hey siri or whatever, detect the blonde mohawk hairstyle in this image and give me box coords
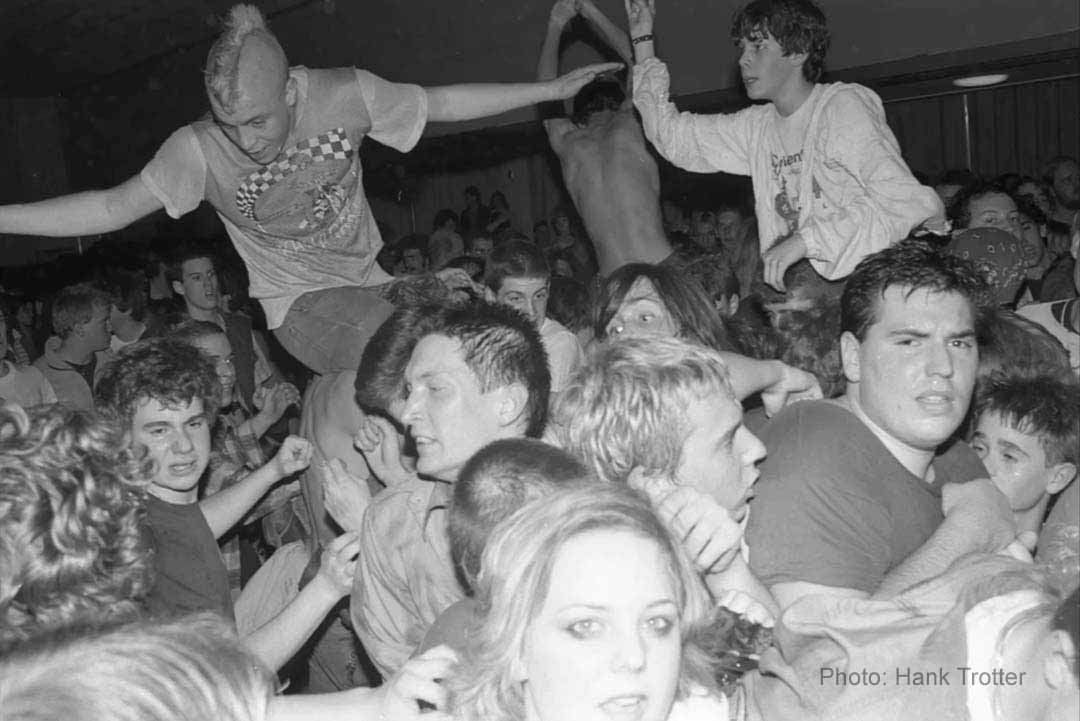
[204,4,282,112]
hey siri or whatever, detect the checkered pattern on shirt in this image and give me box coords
[234,128,354,219]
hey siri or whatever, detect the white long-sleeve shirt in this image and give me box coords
[633,58,945,281]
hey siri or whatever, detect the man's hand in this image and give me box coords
[759,362,822,417]
[550,0,577,27]
[270,435,313,479]
[321,458,373,533]
[941,479,1018,553]
[377,645,458,721]
[354,414,415,487]
[624,0,655,37]
[763,234,808,292]
[548,62,625,100]
[633,469,744,574]
[715,589,776,628]
[315,531,362,599]
[255,381,301,424]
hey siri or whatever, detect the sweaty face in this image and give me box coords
[497,277,549,327]
[132,396,212,503]
[971,412,1062,513]
[674,390,766,520]
[968,192,1021,239]
[845,287,977,453]
[177,258,219,313]
[606,277,679,341]
[401,334,510,481]
[192,332,236,407]
[738,32,801,104]
[211,38,294,166]
[519,529,682,721]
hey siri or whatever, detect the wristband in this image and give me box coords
[632,33,655,45]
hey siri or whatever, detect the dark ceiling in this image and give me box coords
[0,0,318,96]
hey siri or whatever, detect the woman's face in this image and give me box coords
[1017,181,1052,217]
[606,277,679,341]
[518,529,682,721]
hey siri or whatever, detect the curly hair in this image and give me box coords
[450,484,716,721]
[94,338,221,429]
[731,0,831,83]
[0,404,152,647]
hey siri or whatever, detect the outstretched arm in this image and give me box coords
[624,0,656,62]
[0,174,163,237]
[424,62,621,123]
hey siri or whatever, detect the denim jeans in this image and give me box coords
[273,286,396,375]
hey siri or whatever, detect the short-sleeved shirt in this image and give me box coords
[747,399,987,594]
[141,66,428,329]
[145,495,234,623]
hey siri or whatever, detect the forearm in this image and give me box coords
[580,2,633,64]
[0,175,159,237]
[199,462,280,538]
[238,408,278,442]
[425,83,555,123]
[719,354,783,401]
[705,555,779,619]
[538,21,565,81]
[874,516,982,598]
[244,575,343,672]
[268,687,382,721]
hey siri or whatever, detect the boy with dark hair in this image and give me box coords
[94,338,359,673]
[32,283,113,411]
[970,375,1079,542]
[627,0,944,291]
[484,239,584,393]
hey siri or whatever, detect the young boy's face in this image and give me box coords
[971,411,1064,512]
[738,31,803,102]
[497,276,549,328]
[131,396,212,503]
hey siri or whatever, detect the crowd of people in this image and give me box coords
[1,1,1079,721]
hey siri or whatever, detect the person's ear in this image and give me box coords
[727,293,741,316]
[1046,463,1077,495]
[171,280,186,298]
[786,50,809,71]
[1043,629,1078,690]
[496,383,529,429]
[840,331,861,383]
[285,75,298,107]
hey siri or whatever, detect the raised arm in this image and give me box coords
[624,0,656,62]
[581,0,633,65]
[0,174,162,237]
[424,61,621,123]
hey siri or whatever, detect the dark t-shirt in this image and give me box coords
[145,495,234,623]
[747,400,986,593]
[69,356,96,391]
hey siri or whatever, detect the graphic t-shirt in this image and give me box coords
[768,89,816,243]
[141,67,428,328]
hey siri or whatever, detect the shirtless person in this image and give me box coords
[538,0,673,275]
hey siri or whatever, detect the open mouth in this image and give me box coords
[599,695,647,719]
[169,460,198,475]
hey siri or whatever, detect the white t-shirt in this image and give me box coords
[141,67,428,328]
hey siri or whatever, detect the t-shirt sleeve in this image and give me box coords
[354,69,429,153]
[747,411,892,593]
[139,126,208,219]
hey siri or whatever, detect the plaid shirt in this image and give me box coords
[205,408,301,595]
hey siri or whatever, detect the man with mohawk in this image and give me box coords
[0,4,618,377]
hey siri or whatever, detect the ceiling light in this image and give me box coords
[953,73,1009,88]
